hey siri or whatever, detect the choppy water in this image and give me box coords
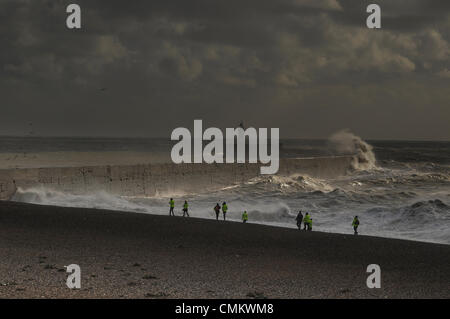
[6,135,450,244]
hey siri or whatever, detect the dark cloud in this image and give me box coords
[0,0,448,139]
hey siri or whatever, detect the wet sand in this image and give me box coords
[0,201,449,298]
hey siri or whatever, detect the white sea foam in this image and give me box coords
[7,136,450,245]
[329,129,378,170]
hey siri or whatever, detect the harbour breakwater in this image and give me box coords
[0,156,354,200]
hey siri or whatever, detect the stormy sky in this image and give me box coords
[1,0,449,140]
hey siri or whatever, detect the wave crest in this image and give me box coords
[329,129,377,170]
[12,187,149,213]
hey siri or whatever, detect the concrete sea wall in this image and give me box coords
[0,156,354,200]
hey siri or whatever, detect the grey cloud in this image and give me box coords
[0,0,448,139]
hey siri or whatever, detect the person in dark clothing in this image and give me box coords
[295,211,303,230]
[352,216,360,235]
[214,203,221,220]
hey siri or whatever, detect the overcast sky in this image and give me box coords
[1,0,449,139]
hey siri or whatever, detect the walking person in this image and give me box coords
[222,202,228,221]
[295,211,303,230]
[303,213,311,231]
[352,216,360,235]
[183,200,189,217]
[169,198,175,216]
[242,211,248,223]
[214,203,221,220]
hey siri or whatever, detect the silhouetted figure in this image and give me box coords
[352,216,360,235]
[295,211,303,230]
[169,198,175,216]
[214,203,221,220]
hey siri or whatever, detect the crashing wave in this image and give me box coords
[329,129,377,170]
[12,186,149,213]
[246,174,335,193]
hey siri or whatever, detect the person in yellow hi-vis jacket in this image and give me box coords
[169,198,175,216]
[222,202,228,221]
[183,200,189,217]
[242,211,248,223]
[303,213,312,231]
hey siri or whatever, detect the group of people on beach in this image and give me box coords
[169,198,191,217]
[213,202,229,220]
[295,211,360,234]
[295,211,313,231]
[169,199,246,223]
[169,199,359,234]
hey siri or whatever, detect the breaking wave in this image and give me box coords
[244,174,335,194]
[329,129,378,170]
[8,136,450,245]
[12,187,150,214]
[11,175,450,245]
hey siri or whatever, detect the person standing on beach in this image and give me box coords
[242,211,248,223]
[303,213,311,231]
[222,202,228,220]
[214,203,221,220]
[352,216,360,235]
[183,200,189,217]
[169,198,175,216]
[295,211,303,230]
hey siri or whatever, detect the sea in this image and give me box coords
[3,132,449,245]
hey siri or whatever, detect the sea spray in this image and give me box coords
[329,129,377,170]
[10,178,450,244]
[6,138,450,245]
[12,187,150,213]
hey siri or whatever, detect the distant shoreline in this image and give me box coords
[0,135,449,142]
